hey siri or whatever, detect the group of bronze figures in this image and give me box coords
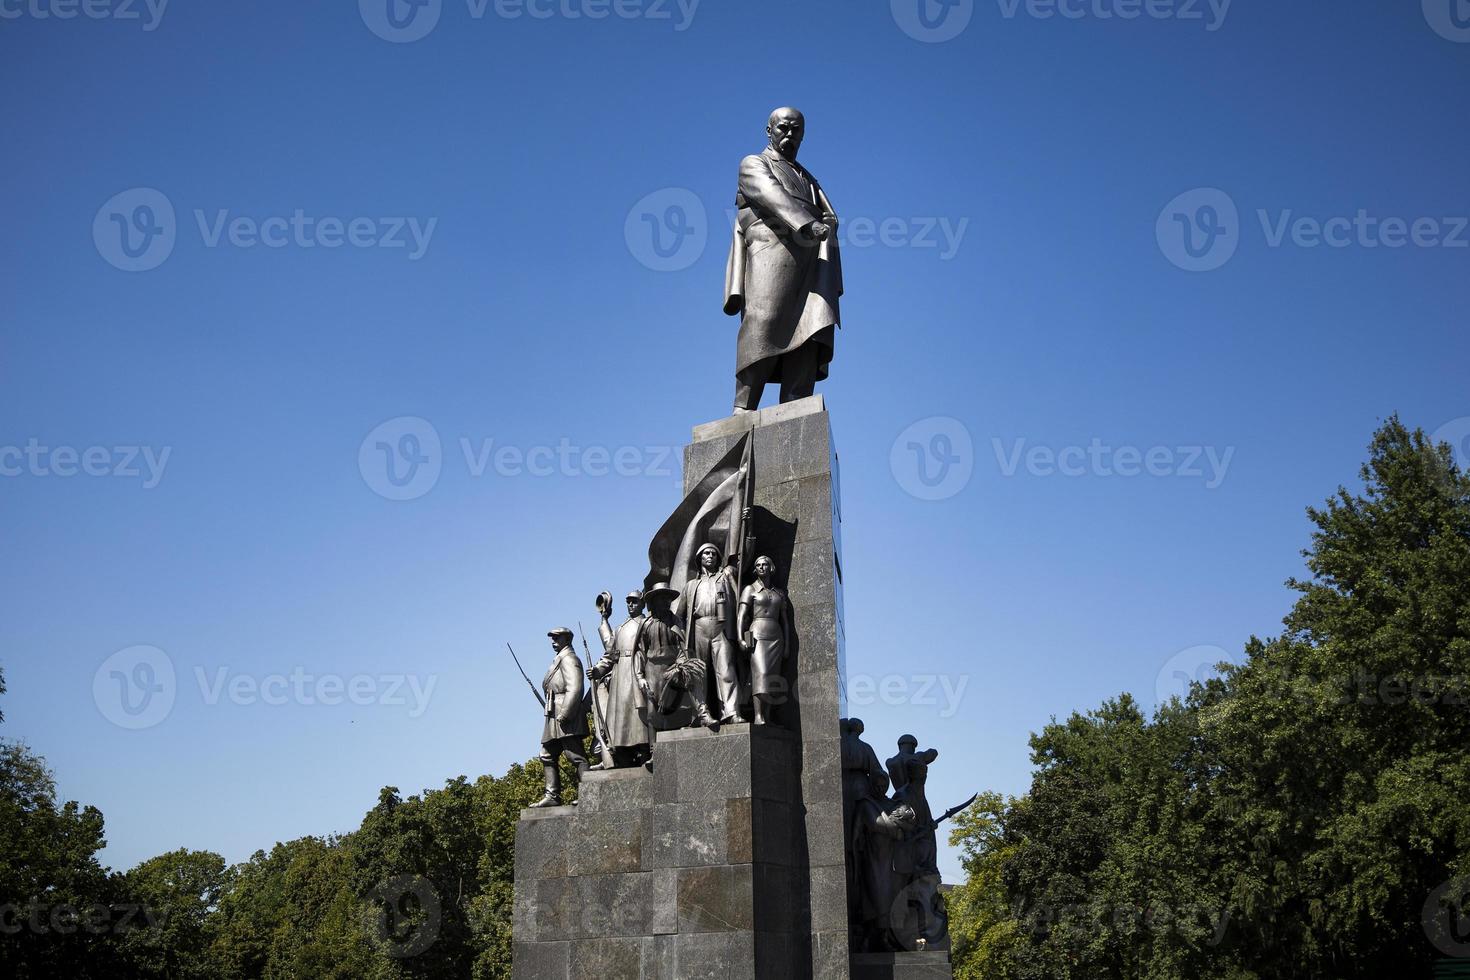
[842,720,970,953]
[527,542,794,809]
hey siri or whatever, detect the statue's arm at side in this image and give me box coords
[556,657,584,726]
[739,154,817,235]
[816,184,838,226]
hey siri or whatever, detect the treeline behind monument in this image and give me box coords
[946,418,1470,979]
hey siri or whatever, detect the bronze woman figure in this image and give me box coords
[737,555,793,725]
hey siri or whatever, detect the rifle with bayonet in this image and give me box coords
[506,642,545,709]
[579,620,615,769]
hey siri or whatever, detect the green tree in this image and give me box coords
[951,418,1470,980]
[117,849,231,979]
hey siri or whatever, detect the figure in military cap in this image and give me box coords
[529,627,590,808]
[677,542,744,724]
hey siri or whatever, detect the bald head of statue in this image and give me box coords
[766,107,805,161]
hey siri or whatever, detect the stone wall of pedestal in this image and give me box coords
[683,395,851,978]
[512,395,853,980]
[512,724,805,979]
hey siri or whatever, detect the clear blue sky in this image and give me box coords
[3,1,1468,883]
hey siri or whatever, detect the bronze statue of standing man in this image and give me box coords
[530,627,590,808]
[723,107,843,413]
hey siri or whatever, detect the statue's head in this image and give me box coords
[766,107,805,160]
[753,555,776,580]
[847,717,865,735]
[897,734,918,753]
[547,627,573,652]
[643,582,679,616]
[697,542,722,571]
[625,590,646,617]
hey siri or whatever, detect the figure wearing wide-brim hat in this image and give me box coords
[640,582,718,730]
[529,627,589,808]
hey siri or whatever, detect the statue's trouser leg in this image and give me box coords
[708,631,740,717]
[733,356,775,411]
[778,342,819,403]
[560,737,589,794]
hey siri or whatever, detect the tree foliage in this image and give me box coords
[951,418,1470,979]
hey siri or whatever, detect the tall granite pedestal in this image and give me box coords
[513,396,900,979]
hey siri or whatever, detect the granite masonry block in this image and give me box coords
[516,875,577,943]
[753,412,833,485]
[677,865,755,934]
[789,540,837,605]
[683,436,738,494]
[803,796,849,869]
[750,797,798,867]
[652,867,679,935]
[796,472,836,544]
[800,737,845,805]
[643,800,729,869]
[813,929,852,980]
[808,863,850,933]
[751,861,797,933]
[726,797,753,864]
[574,872,653,939]
[515,811,571,880]
[511,940,569,980]
[568,937,646,980]
[674,930,756,980]
[567,808,645,877]
[578,766,652,813]
[676,735,754,803]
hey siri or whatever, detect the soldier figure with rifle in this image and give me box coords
[589,589,654,768]
[512,628,589,809]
